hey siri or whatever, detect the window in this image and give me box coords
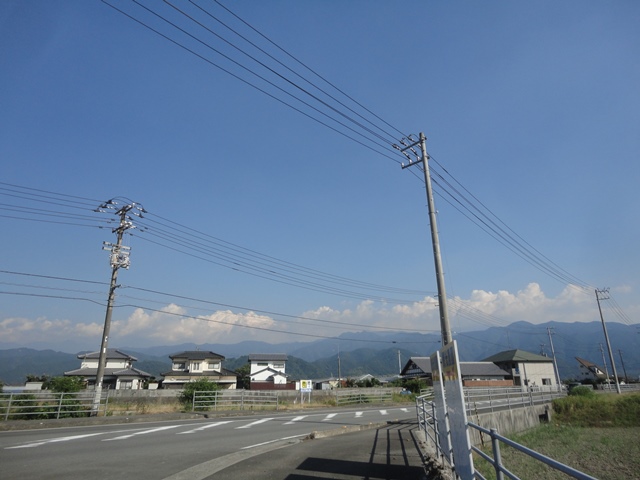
[207,362,220,370]
[192,362,201,371]
[542,378,552,386]
[120,380,133,390]
[273,363,285,369]
[173,362,186,371]
[257,362,268,366]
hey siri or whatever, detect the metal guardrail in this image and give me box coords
[415,389,595,480]
[464,386,565,415]
[335,388,393,405]
[468,422,597,480]
[1,391,109,420]
[192,390,279,411]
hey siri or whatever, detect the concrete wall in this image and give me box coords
[467,403,552,446]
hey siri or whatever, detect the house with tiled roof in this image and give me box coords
[575,357,607,382]
[482,349,557,388]
[161,351,237,389]
[64,349,151,390]
[400,357,512,387]
[248,353,294,390]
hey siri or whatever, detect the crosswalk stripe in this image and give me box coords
[236,418,274,429]
[103,425,179,441]
[178,421,233,434]
[6,432,105,450]
[322,413,337,421]
[284,415,307,425]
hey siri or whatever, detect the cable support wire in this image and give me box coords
[99,2,599,296]
[136,212,429,296]
[134,231,425,305]
[0,269,439,336]
[102,0,407,165]
[429,159,591,289]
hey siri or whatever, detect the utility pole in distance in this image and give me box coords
[547,327,562,389]
[92,200,145,414]
[395,133,452,346]
[595,288,621,394]
[618,349,629,384]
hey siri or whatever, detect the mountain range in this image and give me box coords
[1,321,638,385]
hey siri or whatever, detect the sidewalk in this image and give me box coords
[206,420,442,480]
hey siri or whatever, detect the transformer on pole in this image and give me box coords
[92,200,145,414]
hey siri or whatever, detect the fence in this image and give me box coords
[1,391,109,420]
[335,388,393,405]
[192,390,279,411]
[415,389,595,479]
[463,386,565,415]
[468,422,597,480]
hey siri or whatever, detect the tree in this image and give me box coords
[43,376,85,393]
[179,379,222,410]
[234,364,251,390]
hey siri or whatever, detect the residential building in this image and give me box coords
[64,349,151,390]
[161,351,237,389]
[575,356,607,382]
[248,353,293,390]
[483,349,558,388]
[400,357,512,387]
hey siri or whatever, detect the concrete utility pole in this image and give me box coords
[618,349,629,384]
[595,288,621,394]
[395,133,452,346]
[92,201,144,414]
[547,327,562,389]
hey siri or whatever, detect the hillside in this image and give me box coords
[1,321,638,385]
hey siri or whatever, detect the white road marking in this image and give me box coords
[235,418,274,429]
[283,415,307,425]
[6,432,105,449]
[355,411,363,417]
[103,425,179,441]
[380,410,388,415]
[322,413,337,421]
[178,421,233,434]
[401,408,409,412]
[241,434,305,449]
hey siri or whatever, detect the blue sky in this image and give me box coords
[1,1,638,354]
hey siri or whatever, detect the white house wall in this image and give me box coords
[519,362,557,387]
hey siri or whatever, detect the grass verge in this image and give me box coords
[473,393,640,480]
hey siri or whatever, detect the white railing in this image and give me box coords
[464,386,565,415]
[415,393,596,480]
[192,390,279,411]
[1,391,110,420]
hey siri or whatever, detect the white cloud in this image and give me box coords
[1,283,636,351]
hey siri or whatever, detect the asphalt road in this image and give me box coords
[0,406,420,479]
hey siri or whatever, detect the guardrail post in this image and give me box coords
[192,391,196,412]
[490,428,505,480]
[57,393,64,419]
[5,393,13,420]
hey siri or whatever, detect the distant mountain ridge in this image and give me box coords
[1,321,637,385]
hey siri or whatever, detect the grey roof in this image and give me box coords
[482,349,552,363]
[77,349,138,361]
[250,366,289,378]
[248,353,288,362]
[64,367,151,378]
[401,358,508,378]
[169,351,225,361]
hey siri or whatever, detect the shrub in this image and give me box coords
[43,376,85,393]
[568,386,595,397]
[179,379,222,410]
